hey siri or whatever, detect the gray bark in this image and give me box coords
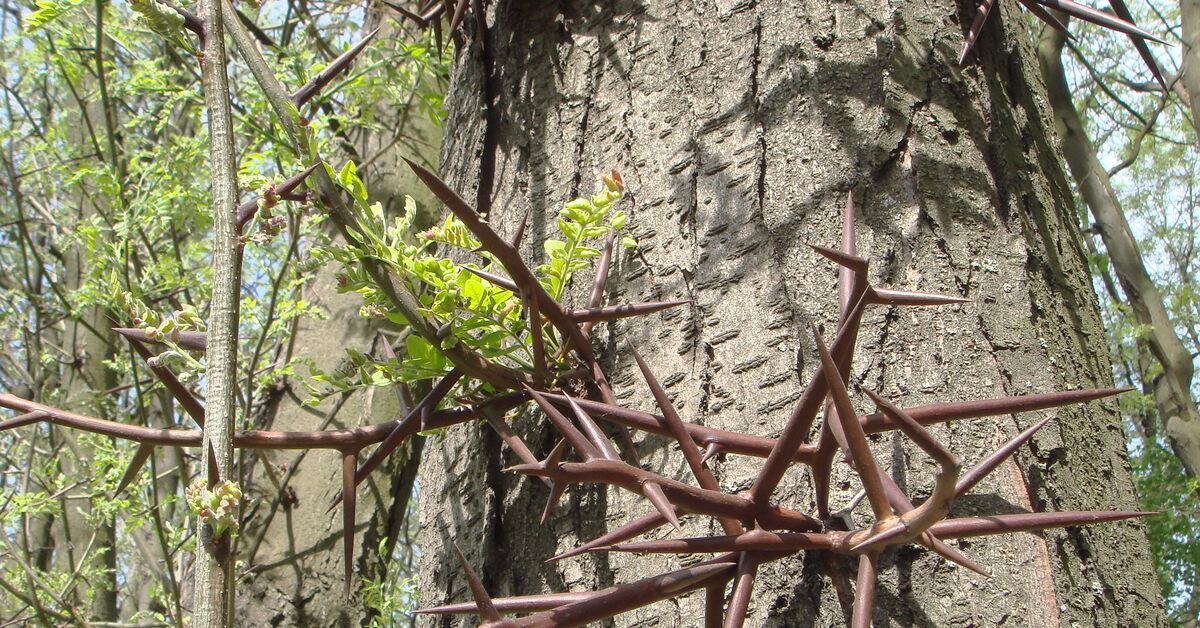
[420,1,1166,626]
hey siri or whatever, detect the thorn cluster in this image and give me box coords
[0,164,1154,625]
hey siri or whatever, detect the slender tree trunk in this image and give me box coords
[1182,0,1200,140]
[196,0,243,622]
[420,1,1166,626]
[1038,23,1200,481]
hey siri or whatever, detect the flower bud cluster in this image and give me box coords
[186,479,243,538]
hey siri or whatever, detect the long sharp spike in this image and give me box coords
[930,510,1155,540]
[722,552,759,628]
[571,300,691,323]
[114,443,155,497]
[955,416,1054,499]
[450,543,502,623]
[814,328,891,520]
[851,552,878,628]
[643,481,682,531]
[524,385,603,461]
[923,534,990,577]
[1031,0,1164,42]
[290,29,380,106]
[547,508,672,562]
[564,394,621,461]
[866,287,971,307]
[959,0,998,64]
[342,450,357,596]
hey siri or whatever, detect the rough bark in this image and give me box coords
[1038,24,1200,481]
[420,1,1165,626]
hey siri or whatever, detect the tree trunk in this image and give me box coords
[419,1,1165,626]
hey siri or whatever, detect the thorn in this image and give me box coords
[722,552,758,628]
[930,510,1155,540]
[114,443,155,497]
[851,552,878,628]
[0,410,49,431]
[509,208,531,248]
[863,389,958,468]
[113,327,207,351]
[290,29,381,106]
[700,442,721,464]
[539,480,567,525]
[643,481,682,531]
[546,509,672,562]
[958,0,997,65]
[813,328,891,520]
[809,244,868,273]
[923,534,990,577]
[955,416,1054,499]
[866,286,971,307]
[342,451,357,596]
[849,522,910,552]
[570,300,691,323]
[415,592,590,615]
[1030,0,1164,42]
[563,394,621,461]
[465,266,519,292]
[450,543,502,623]
[523,385,603,461]
[448,0,470,33]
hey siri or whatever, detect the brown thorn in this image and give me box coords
[863,389,959,468]
[342,450,357,596]
[509,208,530,248]
[114,443,155,497]
[705,583,727,628]
[290,29,381,106]
[483,408,552,488]
[851,552,878,628]
[1105,0,1167,88]
[955,416,1054,499]
[465,266,518,292]
[838,190,857,319]
[749,292,868,508]
[809,244,868,273]
[571,300,691,324]
[814,327,891,520]
[448,0,470,33]
[625,344,740,535]
[865,286,971,307]
[722,552,759,628]
[523,385,603,461]
[1031,0,1164,41]
[607,529,832,554]
[351,369,463,488]
[450,543,502,623]
[416,591,591,615]
[547,508,672,562]
[643,481,682,531]
[563,394,621,461]
[1016,0,1073,35]
[113,327,207,351]
[524,284,548,384]
[924,535,990,577]
[929,510,1155,540]
[235,164,319,228]
[126,336,205,427]
[958,0,997,64]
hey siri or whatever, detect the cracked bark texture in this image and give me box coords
[420,1,1166,626]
